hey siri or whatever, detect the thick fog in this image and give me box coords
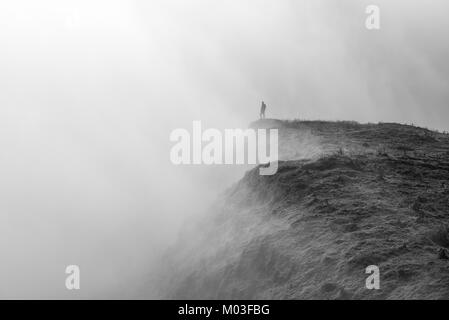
[0,0,448,298]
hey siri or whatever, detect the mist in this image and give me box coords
[0,0,448,298]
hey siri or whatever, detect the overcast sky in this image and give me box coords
[0,0,448,298]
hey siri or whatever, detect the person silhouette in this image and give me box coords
[260,101,267,119]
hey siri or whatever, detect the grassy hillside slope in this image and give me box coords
[152,120,449,299]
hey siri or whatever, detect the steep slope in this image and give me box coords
[151,120,449,300]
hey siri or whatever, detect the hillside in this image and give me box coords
[150,119,449,299]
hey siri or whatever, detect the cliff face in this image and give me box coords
[153,120,449,299]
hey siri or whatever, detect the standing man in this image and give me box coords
[260,101,267,119]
